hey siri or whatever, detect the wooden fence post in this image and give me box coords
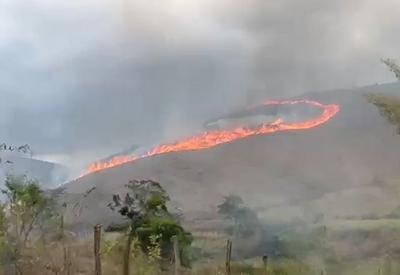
[94,224,102,275]
[262,255,268,275]
[225,239,232,275]
[172,236,181,275]
[123,232,134,275]
[61,215,71,275]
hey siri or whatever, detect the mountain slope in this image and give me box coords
[0,153,67,189]
[62,82,400,228]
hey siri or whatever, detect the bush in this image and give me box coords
[109,179,193,266]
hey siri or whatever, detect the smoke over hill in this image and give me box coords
[1,0,400,169]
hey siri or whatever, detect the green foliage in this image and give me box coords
[138,216,192,245]
[147,234,162,263]
[1,174,55,245]
[268,259,317,275]
[146,194,168,211]
[0,205,8,261]
[101,234,162,275]
[0,174,57,272]
[109,179,193,266]
[134,215,193,264]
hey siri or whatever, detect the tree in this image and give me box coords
[218,195,244,219]
[218,195,261,237]
[108,179,192,273]
[0,204,7,257]
[381,58,400,80]
[0,143,31,155]
[1,175,55,246]
[0,143,32,166]
[0,174,55,274]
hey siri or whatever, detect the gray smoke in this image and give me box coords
[1,0,399,167]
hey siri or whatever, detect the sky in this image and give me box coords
[1,0,400,167]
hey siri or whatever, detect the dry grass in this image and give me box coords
[0,232,315,275]
[2,222,400,275]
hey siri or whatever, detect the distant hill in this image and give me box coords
[62,82,400,229]
[0,152,68,189]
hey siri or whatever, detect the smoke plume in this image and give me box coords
[1,0,399,166]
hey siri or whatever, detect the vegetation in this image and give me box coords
[1,176,400,274]
[0,143,31,155]
[218,195,261,237]
[368,59,400,130]
[0,174,57,273]
[367,93,400,132]
[381,58,400,80]
[108,179,193,272]
[2,175,55,244]
[0,143,32,165]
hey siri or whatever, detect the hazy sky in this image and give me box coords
[1,0,399,166]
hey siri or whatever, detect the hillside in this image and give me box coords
[0,153,68,189]
[62,82,400,229]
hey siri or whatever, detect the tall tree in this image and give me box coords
[1,175,55,246]
[0,174,55,273]
[218,195,261,237]
[381,58,400,81]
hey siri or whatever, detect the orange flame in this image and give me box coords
[82,99,340,177]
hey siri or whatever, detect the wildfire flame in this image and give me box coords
[82,99,340,177]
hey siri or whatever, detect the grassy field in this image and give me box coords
[3,215,400,274]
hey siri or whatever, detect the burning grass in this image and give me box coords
[82,100,340,176]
